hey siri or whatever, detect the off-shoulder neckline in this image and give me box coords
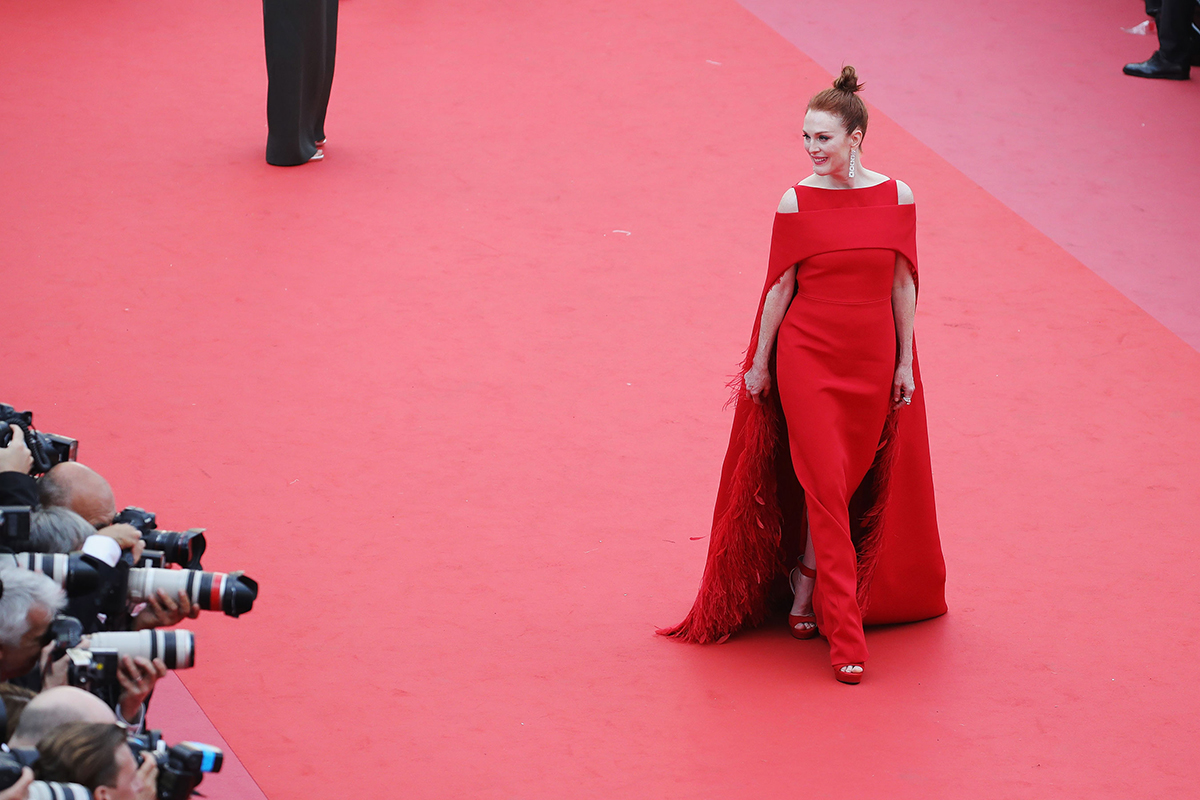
[795,177,895,191]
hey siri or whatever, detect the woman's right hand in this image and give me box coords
[744,363,771,405]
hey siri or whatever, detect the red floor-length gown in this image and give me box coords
[661,179,946,665]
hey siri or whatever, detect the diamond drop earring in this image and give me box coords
[848,149,856,178]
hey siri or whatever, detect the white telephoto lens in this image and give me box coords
[12,552,70,586]
[28,783,93,800]
[88,630,195,669]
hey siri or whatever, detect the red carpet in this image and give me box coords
[4,1,1200,797]
[150,674,265,800]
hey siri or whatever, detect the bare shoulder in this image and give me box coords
[777,188,799,214]
[895,179,915,205]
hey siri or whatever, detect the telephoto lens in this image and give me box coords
[126,568,257,617]
[87,630,195,669]
[0,752,92,800]
[10,553,101,596]
[113,508,207,570]
[28,782,92,800]
[140,529,206,570]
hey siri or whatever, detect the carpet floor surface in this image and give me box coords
[4,1,1198,797]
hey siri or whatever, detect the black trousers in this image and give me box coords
[263,0,338,166]
[1147,0,1198,65]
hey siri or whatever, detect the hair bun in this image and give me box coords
[833,66,864,94]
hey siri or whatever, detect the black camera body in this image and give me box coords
[0,505,33,551]
[67,648,122,710]
[61,551,134,635]
[46,616,123,709]
[47,614,84,661]
[127,731,223,800]
[113,507,206,570]
[0,751,28,788]
[0,404,78,476]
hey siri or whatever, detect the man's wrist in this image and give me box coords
[117,699,146,729]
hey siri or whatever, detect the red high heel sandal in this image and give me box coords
[788,563,818,640]
[833,664,864,685]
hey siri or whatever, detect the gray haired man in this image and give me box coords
[0,567,65,681]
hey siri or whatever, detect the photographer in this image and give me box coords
[37,647,168,733]
[0,570,64,683]
[38,465,199,631]
[8,687,117,747]
[38,464,120,534]
[0,404,244,800]
[0,688,103,800]
[0,569,165,730]
[0,427,36,508]
[38,462,143,568]
[33,722,156,800]
[27,508,92,555]
[0,683,35,741]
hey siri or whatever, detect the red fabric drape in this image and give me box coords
[660,202,946,644]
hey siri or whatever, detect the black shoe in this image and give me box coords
[1124,51,1190,80]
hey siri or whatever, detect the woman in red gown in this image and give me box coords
[660,67,946,684]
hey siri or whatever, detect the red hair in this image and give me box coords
[807,66,868,143]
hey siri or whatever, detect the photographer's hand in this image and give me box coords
[38,638,76,690]
[134,589,199,630]
[0,425,32,474]
[117,655,168,722]
[133,751,158,800]
[0,767,33,800]
[97,523,141,550]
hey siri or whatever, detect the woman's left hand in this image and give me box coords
[892,363,915,408]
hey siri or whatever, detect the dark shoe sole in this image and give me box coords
[1123,66,1190,79]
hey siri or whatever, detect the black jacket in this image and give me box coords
[0,472,37,508]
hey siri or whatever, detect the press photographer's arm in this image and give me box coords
[0,427,33,478]
[0,426,36,510]
[133,590,200,631]
[115,656,168,726]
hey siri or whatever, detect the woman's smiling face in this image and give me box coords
[802,109,860,177]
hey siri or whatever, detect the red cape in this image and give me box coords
[661,202,947,643]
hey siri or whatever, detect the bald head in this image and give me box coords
[9,687,116,748]
[38,462,116,529]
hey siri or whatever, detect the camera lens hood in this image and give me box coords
[223,572,257,617]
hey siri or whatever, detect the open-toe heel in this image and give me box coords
[788,563,818,640]
[833,664,864,684]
